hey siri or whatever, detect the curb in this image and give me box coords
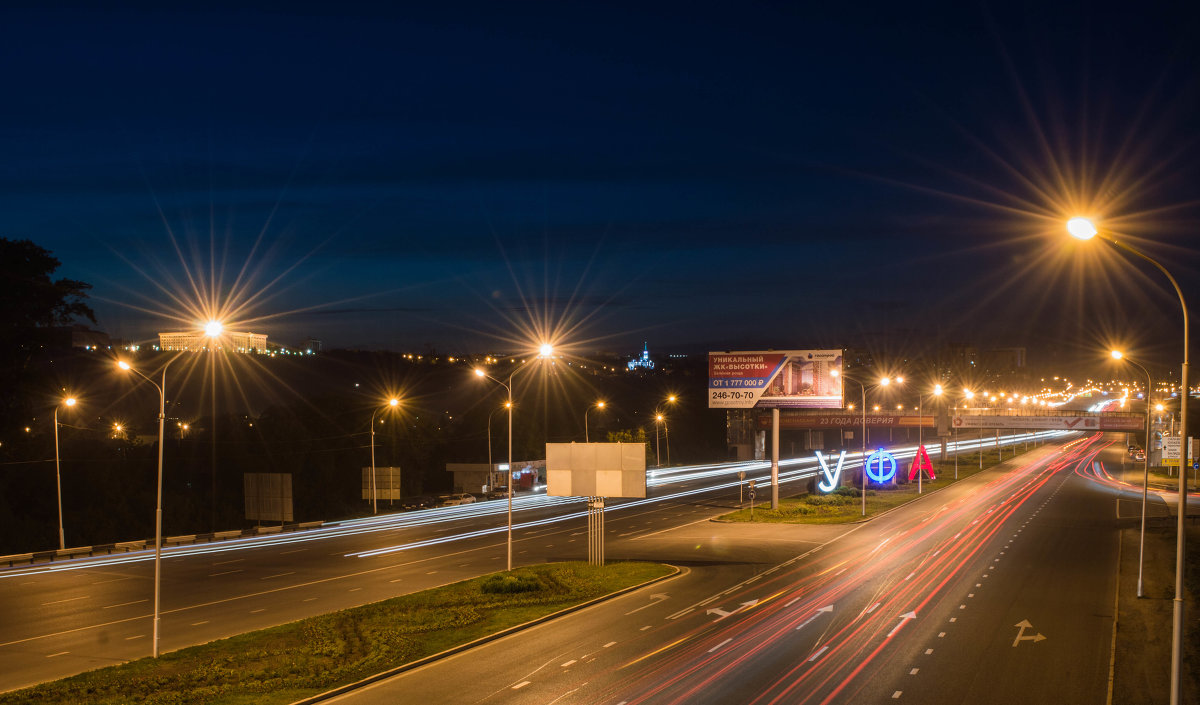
[290,563,684,705]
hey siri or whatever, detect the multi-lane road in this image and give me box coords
[328,432,1151,705]
[1,429,1135,703]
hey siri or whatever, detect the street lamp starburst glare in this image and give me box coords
[1066,217,1098,240]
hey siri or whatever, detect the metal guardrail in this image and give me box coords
[0,520,324,568]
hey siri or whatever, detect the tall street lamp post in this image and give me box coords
[834,371,899,516]
[368,398,400,514]
[1112,350,1154,598]
[53,396,76,550]
[1068,216,1190,703]
[117,357,174,658]
[653,414,663,467]
[475,343,553,571]
[487,402,510,486]
[584,401,605,443]
[917,385,943,493]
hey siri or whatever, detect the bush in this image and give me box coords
[480,574,543,594]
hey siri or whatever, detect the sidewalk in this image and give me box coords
[1112,514,1199,703]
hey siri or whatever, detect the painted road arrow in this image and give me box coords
[887,611,917,638]
[707,600,759,621]
[624,593,670,616]
[794,604,834,631]
[1012,619,1047,646]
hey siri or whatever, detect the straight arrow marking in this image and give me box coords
[887,611,917,638]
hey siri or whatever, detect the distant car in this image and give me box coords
[1128,445,1139,456]
[486,486,509,500]
[1134,450,1146,462]
[439,493,476,506]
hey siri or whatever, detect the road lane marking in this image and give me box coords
[512,681,531,690]
[349,587,362,592]
[104,599,148,609]
[561,659,577,667]
[925,649,933,655]
[938,632,946,637]
[892,691,902,699]
[213,559,244,566]
[209,570,243,577]
[41,596,88,606]
[303,597,317,602]
[708,638,732,653]
[807,645,829,662]
[191,621,209,626]
[604,641,617,648]
[262,572,295,580]
[666,608,693,620]
[910,668,919,675]
[46,651,69,658]
[866,602,880,614]
[280,549,306,555]
[251,608,266,613]
[125,635,144,641]
[640,625,651,630]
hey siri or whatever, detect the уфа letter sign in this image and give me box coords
[865,449,898,483]
[708,350,843,409]
[816,450,847,492]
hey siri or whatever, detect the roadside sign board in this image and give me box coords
[708,350,843,409]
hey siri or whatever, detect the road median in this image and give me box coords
[0,561,675,705]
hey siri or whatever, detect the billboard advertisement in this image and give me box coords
[708,350,843,409]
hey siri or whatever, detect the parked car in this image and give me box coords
[486,486,509,500]
[439,493,476,506]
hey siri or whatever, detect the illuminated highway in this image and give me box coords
[0,430,1068,693]
[328,433,1153,705]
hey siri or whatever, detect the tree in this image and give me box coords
[0,238,95,340]
[0,238,96,431]
[606,428,655,465]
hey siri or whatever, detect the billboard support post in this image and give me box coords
[586,496,605,566]
[771,408,780,509]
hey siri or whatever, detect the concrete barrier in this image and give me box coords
[214,530,242,540]
[164,534,197,546]
[115,540,146,552]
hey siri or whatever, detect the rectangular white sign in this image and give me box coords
[546,442,647,498]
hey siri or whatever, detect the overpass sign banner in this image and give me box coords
[952,415,1142,431]
[708,349,843,409]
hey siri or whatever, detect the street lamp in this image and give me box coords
[487,402,510,484]
[474,343,554,571]
[654,414,665,467]
[959,389,976,477]
[917,384,943,493]
[1068,217,1190,703]
[368,398,400,515]
[117,357,174,658]
[660,395,677,465]
[1112,349,1154,598]
[53,396,76,550]
[584,401,605,443]
[834,370,900,516]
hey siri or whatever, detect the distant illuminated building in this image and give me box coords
[158,330,267,353]
[627,342,655,371]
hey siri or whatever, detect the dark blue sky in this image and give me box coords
[3,2,1198,366]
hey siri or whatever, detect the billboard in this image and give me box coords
[708,350,843,409]
[362,466,402,500]
[546,442,647,498]
[952,415,1143,431]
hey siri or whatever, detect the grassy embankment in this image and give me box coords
[721,444,1042,524]
[2,561,672,705]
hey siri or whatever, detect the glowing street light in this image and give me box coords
[474,342,554,571]
[204,320,223,338]
[1067,217,1190,703]
[584,401,605,443]
[368,397,401,515]
[917,384,944,494]
[52,396,76,550]
[117,357,174,658]
[1111,349,1154,598]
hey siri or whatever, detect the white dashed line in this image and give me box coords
[512,681,531,690]
[561,659,577,667]
[103,599,148,609]
[708,638,733,653]
[910,668,919,675]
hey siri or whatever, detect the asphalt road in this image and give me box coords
[0,429,1066,695]
[328,433,1131,705]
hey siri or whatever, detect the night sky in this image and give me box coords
[4,2,1198,367]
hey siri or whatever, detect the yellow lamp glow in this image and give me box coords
[1067,217,1098,240]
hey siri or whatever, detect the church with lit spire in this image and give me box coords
[627,342,655,371]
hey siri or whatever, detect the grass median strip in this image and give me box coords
[721,446,1037,524]
[2,561,672,705]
